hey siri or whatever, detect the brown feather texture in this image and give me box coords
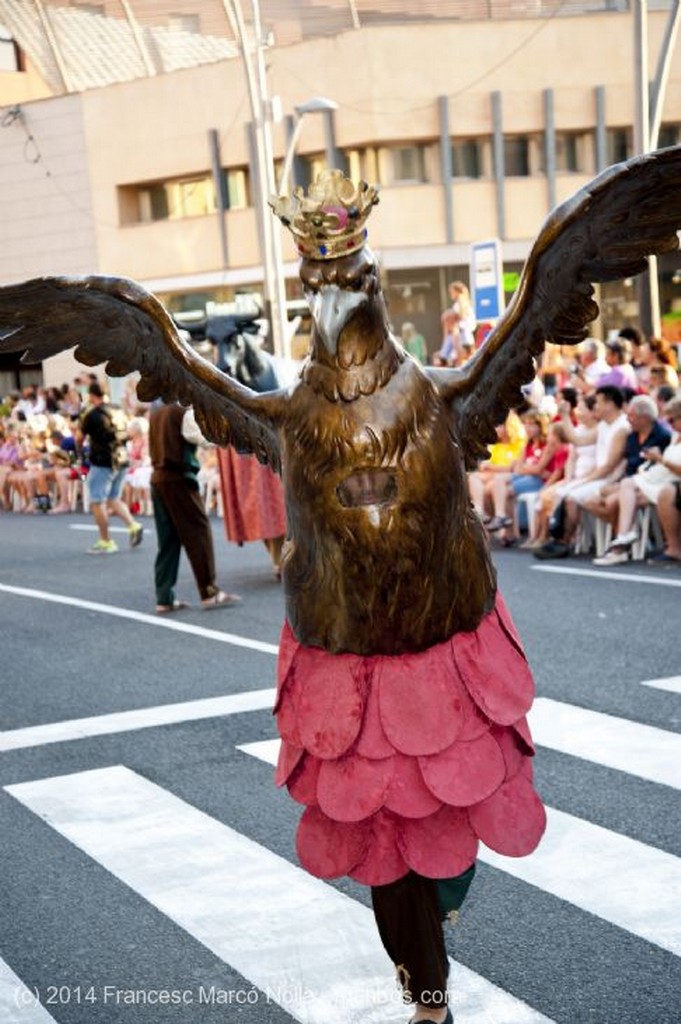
[1,147,681,653]
[428,145,681,466]
[0,275,286,470]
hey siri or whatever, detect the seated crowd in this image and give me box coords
[0,375,220,520]
[2,327,681,568]
[467,330,681,566]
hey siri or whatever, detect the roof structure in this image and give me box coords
[0,0,674,96]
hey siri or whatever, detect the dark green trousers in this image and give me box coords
[152,479,216,605]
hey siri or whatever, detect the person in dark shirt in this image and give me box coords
[623,393,672,476]
[149,401,241,613]
[79,382,143,554]
[577,393,672,544]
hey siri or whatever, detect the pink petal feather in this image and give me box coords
[468,772,546,856]
[377,647,466,756]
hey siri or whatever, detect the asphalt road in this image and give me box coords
[0,510,679,1024]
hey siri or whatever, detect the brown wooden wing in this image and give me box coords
[427,145,681,467]
[0,275,287,471]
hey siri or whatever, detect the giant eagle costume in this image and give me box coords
[1,147,680,1020]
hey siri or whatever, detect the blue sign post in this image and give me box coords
[470,239,504,323]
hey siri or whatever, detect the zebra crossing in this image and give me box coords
[2,675,680,1024]
[1,535,680,1024]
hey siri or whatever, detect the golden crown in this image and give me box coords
[269,170,380,261]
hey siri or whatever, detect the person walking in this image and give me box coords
[149,401,241,613]
[79,382,143,554]
[208,316,287,581]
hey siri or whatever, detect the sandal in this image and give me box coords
[156,600,190,615]
[201,590,242,610]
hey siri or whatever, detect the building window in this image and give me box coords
[0,23,19,71]
[504,136,530,177]
[166,177,215,219]
[223,168,250,209]
[296,154,326,192]
[125,169,250,224]
[537,131,590,174]
[658,124,680,149]
[345,147,379,184]
[168,13,200,33]
[451,138,483,179]
[606,128,632,165]
[555,132,579,172]
[391,145,427,184]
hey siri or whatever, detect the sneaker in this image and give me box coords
[87,539,118,555]
[533,540,571,560]
[593,548,629,566]
[609,530,638,548]
[128,522,144,548]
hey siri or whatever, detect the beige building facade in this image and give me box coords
[1,7,680,385]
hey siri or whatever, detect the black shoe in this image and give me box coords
[533,540,571,560]
[409,1010,453,1024]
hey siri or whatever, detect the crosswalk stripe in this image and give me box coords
[4,767,554,1024]
[3,682,677,796]
[238,739,681,957]
[531,564,681,587]
[0,958,57,1023]
[640,675,681,695]
[0,583,279,655]
[528,697,681,790]
[0,690,275,753]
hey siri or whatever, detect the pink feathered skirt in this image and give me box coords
[274,593,546,887]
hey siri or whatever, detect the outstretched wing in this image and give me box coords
[0,275,288,471]
[427,145,681,467]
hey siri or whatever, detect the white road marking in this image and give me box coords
[640,675,681,695]
[0,583,279,654]
[239,739,681,957]
[528,698,681,790]
[531,564,681,587]
[5,767,553,1024]
[0,690,275,753]
[0,958,58,1023]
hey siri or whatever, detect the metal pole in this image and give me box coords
[649,0,681,149]
[633,0,661,337]
[278,114,305,195]
[633,0,650,155]
[252,0,289,359]
[223,0,287,358]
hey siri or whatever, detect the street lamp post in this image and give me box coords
[277,96,339,195]
[221,1,339,360]
[222,0,289,359]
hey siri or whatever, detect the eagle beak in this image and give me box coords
[306,284,367,355]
